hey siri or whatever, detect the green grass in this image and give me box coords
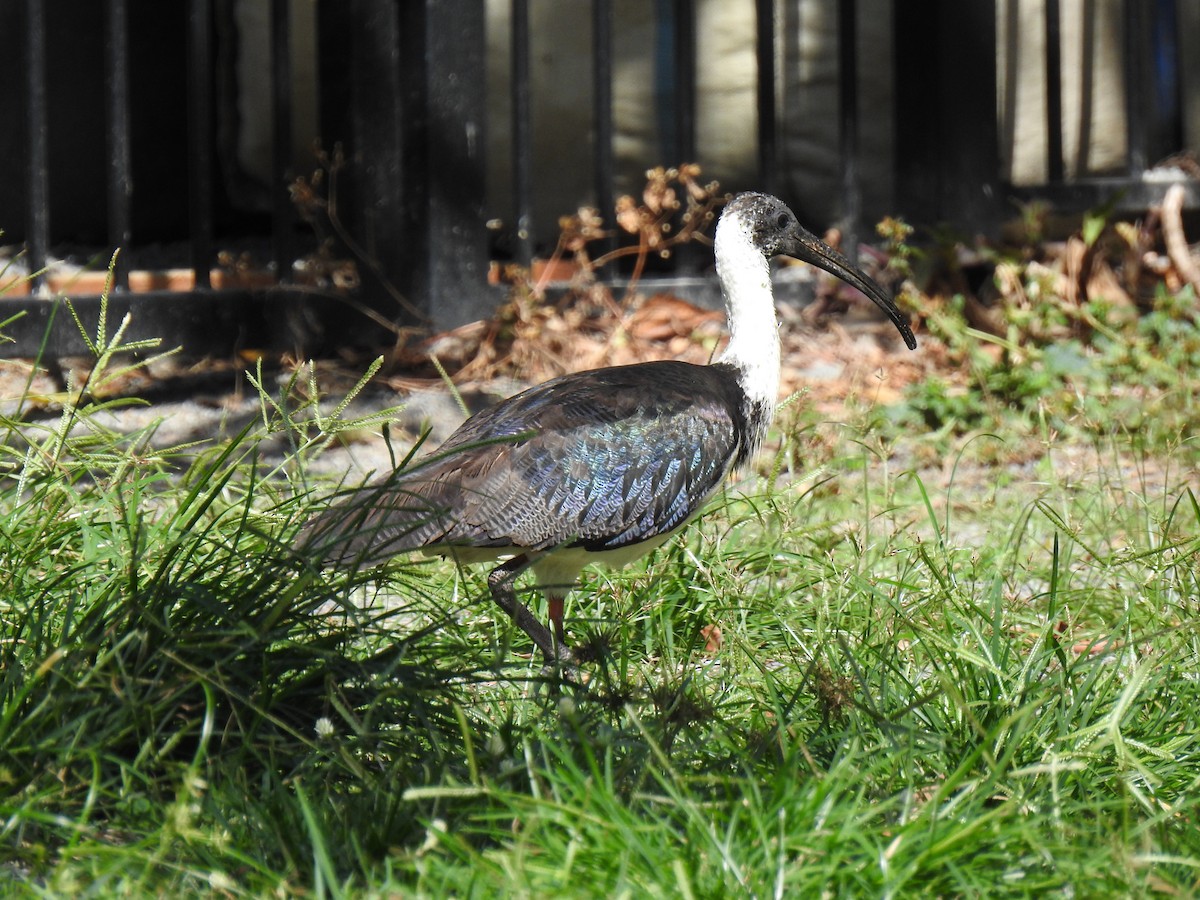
[2,291,1199,896]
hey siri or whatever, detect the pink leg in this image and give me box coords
[547,594,566,651]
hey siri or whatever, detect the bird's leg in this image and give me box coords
[547,594,566,652]
[487,555,570,663]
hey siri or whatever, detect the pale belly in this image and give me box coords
[420,525,686,596]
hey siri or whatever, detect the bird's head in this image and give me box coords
[723,192,917,350]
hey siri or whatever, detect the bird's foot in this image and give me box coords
[536,645,590,692]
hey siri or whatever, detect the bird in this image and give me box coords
[301,192,917,665]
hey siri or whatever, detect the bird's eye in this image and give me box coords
[775,212,790,229]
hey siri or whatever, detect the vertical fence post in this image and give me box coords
[664,0,697,272]
[1124,0,1148,174]
[894,0,1000,230]
[25,0,50,292]
[421,0,492,330]
[106,0,132,290]
[838,0,860,256]
[669,0,696,165]
[271,0,295,284]
[1044,0,1065,183]
[755,0,779,195]
[316,0,409,340]
[188,0,214,289]
[511,0,534,264]
[593,0,616,244]
[1147,0,1182,166]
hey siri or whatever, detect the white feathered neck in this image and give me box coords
[713,205,782,417]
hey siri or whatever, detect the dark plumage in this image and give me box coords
[302,192,917,664]
[312,362,749,559]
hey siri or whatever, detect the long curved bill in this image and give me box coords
[783,227,917,350]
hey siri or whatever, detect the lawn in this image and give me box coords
[2,257,1199,896]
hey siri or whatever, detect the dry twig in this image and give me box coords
[1161,184,1200,297]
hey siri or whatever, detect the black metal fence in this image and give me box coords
[1002,0,1200,210]
[2,0,1195,358]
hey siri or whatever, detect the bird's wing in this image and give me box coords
[305,361,749,564]
[443,363,747,551]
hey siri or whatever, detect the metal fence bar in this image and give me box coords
[422,0,492,330]
[1044,0,1064,183]
[271,0,293,284]
[592,0,615,236]
[511,0,534,262]
[670,0,696,165]
[188,0,214,289]
[1124,0,1148,173]
[755,0,779,194]
[666,0,697,273]
[105,0,132,290]
[25,0,49,291]
[894,1,1001,229]
[1148,0,1182,163]
[326,0,410,332]
[838,0,860,252]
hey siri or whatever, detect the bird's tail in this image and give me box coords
[297,471,452,570]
